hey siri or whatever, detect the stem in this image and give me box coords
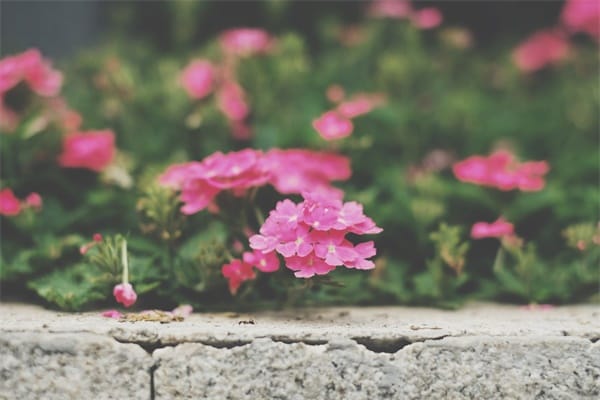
[121,238,129,284]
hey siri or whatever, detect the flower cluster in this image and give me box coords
[221,249,281,295]
[0,48,63,98]
[219,28,274,56]
[0,49,75,133]
[453,150,550,192]
[180,28,274,139]
[471,218,514,239]
[313,90,385,140]
[159,148,351,214]
[58,130,116,172]
[249,192,382,279]
[368,0,443,30]
[512,0,598,72]
[561,0,599,40]
[513,30,570,73]
[0,188,42,217]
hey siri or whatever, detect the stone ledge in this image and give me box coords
[0,303,598,399]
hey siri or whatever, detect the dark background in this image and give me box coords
[1,1,566,59]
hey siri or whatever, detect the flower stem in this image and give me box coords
[121,238,129,284]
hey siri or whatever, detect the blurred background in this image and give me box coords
[3,1,565,58]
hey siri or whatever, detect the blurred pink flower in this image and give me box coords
[25,192,42,210]
[313,111,354,140]
[0,49,62,97]
[217,81,249,121]
[159,149,270,214]
[249,193,381,278]
[561,0,600,40]
[453,150,550,192]
[101,310,123,319]
[222,259,256,295]
[336,94,385,118]
[513,30,570,72]
[471,218,514,239]
[180,60,216,99]
[219,28,273,56]
[263,149,351,197]
[113,283,137,308]
[0,188,21,216]
[58,130,115,172]
[243,250,280,272]
[368,0,412,19]
[411,7,443,30]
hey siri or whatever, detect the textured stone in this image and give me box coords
[0,332,153,400]
[0,303,599,399]
[153,337,600,400]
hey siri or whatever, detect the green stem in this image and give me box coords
[121,238,129,284]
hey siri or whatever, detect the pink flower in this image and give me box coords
[561,0,600,40]
[513,30,570,72]
[217,81,249,121]
[243,250,280,272]
[249,193,381,278]
[180,60,216,99]
[312,111,354,140]
[222,259,256,295]
[113,283,137,307]
[219,28,273,56]
[453,150,549,192]
[263,149,351,197]
[0,188,21,216]
[285,252,336,278]
[0,49,62,97]
[25,192,42,210]
[312,230,358,266]
[101,310,123,319]
[471,218,515,239]
[411,7,443,30]
[368,0,412,19]
[58,130,116,172]
[336,94,385,119]
[159,149,271,215]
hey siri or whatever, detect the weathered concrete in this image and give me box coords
[0,303,598,399]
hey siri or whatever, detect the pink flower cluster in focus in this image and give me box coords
[113,283,137,308]
[249,192,382,278]
[0,49,63,97]
[159,148,351,214]
[513,30,570,72]
[471,218,514,239]
[453,150,550,192]
[313,91,385,140]
[368,0,443,30]
[58,130,116,172]
[219,28,274,56]
[0,188,43,217]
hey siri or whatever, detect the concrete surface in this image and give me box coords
[0,303,598,399]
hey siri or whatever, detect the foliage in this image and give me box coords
[1,2,598,310]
